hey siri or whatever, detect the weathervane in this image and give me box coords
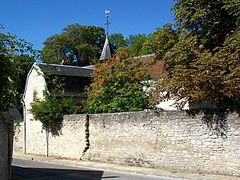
[105,9,111,35]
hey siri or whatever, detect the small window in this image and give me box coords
[33,90,38,101]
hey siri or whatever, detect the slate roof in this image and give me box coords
[37,63,93,78]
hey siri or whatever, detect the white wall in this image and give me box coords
[23,65,48,155]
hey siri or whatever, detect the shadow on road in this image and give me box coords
[12,165,120,180]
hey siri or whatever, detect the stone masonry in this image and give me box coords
[14,110,240,176]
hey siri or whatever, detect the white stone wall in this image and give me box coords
[14,111,240,176]
[48,114,86,159]
[13,122,24,152]
[23,66,48,155]
[83,111,240,176]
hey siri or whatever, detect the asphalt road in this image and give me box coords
[12,158,183,180]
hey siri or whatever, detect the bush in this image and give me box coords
[30,94,83,135]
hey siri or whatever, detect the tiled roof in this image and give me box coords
[133,54,167,79]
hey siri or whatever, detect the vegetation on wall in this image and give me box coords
[30,74,85,135]
[30,93,83,134]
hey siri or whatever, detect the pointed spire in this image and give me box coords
[100,35,112,61]
[100,9,112,61]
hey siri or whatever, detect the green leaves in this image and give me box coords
[127,34,149,57]
[41,24,105,66]
[108,33,127,53]
[146,1,240,111]
[30,95,83,134]
[143,24,179,59]
[0,30,37,112]
[86,49,150,113]
[173,0,237,50]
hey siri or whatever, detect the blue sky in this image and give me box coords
[1,0,174,50]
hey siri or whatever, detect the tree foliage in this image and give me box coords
[86,48,150,113]
[173,0,237,50]
[30,94,82,134]
[127,34,150,57]
[151,0,240,111]
[0,27,37,180]
[143,24,179,59]
[41,24,105,66]
[0,29,36,112]
[108,33,127,53]
[30,74,86,134]
[223,0,240,25]
[108,33,152,57]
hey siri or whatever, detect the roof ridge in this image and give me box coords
[35,62,93,69]
[132,53,155,59]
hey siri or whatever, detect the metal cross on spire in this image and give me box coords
[105,9,111,35]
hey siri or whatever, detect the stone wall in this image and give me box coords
[14,111,240,176]
[14,122,24,152]
[48,114,86,159]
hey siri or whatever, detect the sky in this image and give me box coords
[1,0,175,50]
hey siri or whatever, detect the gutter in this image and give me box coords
[21,99,26,154]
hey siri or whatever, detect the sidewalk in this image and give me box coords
[13,151,240,180]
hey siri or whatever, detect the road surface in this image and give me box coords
[12,158,183,180]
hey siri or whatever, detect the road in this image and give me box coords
[12,158,183,180]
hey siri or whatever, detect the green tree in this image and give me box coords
[223,0,240,25]
[86,48,150,113]
[108,33,127,53]
[41,24,105,66]
[11,54,35,112]
[172,0,237,50]
[0,28,36,180]
[143,24,179,59]
[0,31,36,112]
[152,0,240,111]
[127,34,150,57]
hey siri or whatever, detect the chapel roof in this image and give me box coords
[36,63,93,78]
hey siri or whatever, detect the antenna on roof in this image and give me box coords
[105,9,111,35]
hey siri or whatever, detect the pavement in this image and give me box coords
[13,151,240,180]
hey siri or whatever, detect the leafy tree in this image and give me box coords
[152,0,240,111]
[86,48,150,113]
[108,33,127,53]
[127,34,150,57]
[0,28,36,180]
[173,0,237,50]
[41,24,105,66]
[223,0,240,25]
[11,54,35,112]
[143,24,179,59]
[0,31,36,112]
